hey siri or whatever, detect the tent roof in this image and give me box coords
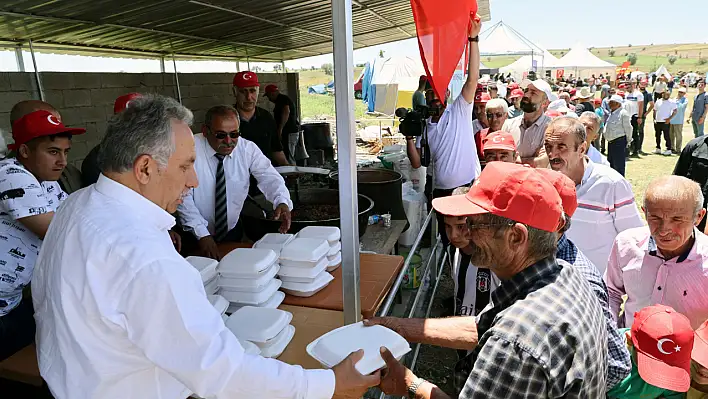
[499,51,560,73]
[557,44,616,69]
[479,21,545,56]
[655,65,672,79]
[0,0,490,62]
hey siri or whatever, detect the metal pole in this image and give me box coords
[281,60,286,74]
[172,54,182,104]
[28,39,44,101]
[159,56,166,73]
[332,0,360,325]
[14,44,25,72]
[235,61,241,72]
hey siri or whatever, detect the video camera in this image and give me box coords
[395,106,439,137]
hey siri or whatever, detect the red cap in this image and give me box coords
[545,109,562,118]
[618,83,627,89]
[570,96,578,102]
[569,88,577,95]
[535,169,578,217]
[618,91,626,98]
[508,83,520,90]
[631,305,694,392]
[10,110,85,150]
[509,89,524,99]
[593,98,602,105]
[693,319,708,368]
[264,84,279,95]
[474,92,491,104]
[602,79,608,84]
[431,163,563,232]
[114,93,141,114]
[482,131,517,152]
[233,71,259,88]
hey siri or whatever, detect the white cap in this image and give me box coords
[548,99,568,111]
[520,79,553,101]
[678,87,688,93]
[609,94,624,103]
[548,92,559,102]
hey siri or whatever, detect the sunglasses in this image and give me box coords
[210,128,239,140]
[486,111,506,119]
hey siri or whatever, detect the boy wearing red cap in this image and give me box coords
[0,109,84,361]
[608,304,694,398]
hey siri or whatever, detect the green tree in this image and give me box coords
[608,48,616,57]
[379,50,385,58]
[322,63,334,75]
[627,53,638,65]
[698,58,707,66]
[669,55,678,65]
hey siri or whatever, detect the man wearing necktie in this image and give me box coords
[177,105,292,260]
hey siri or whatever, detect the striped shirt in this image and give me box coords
[605,227,708,329]
[502,114,552,159]
[566,160,645,274]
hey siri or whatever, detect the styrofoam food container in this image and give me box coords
[260,325,295,358]
[307,322,411,375]
[327,251,340,262]
[219,279,282,305]
[226,291,285,313]
[297,226,341,245]
[327,241,341,256]
[278,257,328,283]
[208,294,229,315]
[254,233,295,255]
[280,238,330,262]
[204,275,220,295]
[281,271,334,297]
[219,264,280,293]
[326,253,341,272]
[221,313,229,323]
[186,256,219,283]
[238,339,262,356]
[226,306,293,343]
[219,248,278,278]
[280,255,327,269]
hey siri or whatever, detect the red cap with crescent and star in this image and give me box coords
[9,110,85,150]
[233,71,260,88]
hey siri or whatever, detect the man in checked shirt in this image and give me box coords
[371,162,608,398]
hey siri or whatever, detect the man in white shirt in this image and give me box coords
[0,109,82,361]
[603,95,633,176]
[177,105,292,260]
[32,94,379,399]
[652,90,678,155]
[579,111,610,166]
[653,76,668,102]
[545,116,644,273]
[502,79,553,166]
[623,81,645,156]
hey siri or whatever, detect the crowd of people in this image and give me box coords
[0,13,707,399]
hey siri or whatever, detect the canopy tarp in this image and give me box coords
[479,21,545,56]
[363,55,426,115]
[556,44,616,78]
[499,50,560,81]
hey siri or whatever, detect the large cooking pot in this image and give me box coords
[241,188,374,241]
[302,122,334,150]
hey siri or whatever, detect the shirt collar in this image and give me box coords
[557,234,570,251]
[580,157,594,186]
[201,133,234,159]
[491,257,560,307]
[94,174,175,231]
[523,114,549,129]
[646,227,701,263]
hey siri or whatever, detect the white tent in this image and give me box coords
[557,44,617,78]
[655,65,672,80]
[479,21,558,76]
[499,50,561,81]
[368,55,425,115]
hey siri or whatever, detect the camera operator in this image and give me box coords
[405,15,482,247]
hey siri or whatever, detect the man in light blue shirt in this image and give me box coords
[670,87,689,153]
[689,79,707,138]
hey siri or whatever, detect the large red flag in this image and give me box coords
[411,0,478,101]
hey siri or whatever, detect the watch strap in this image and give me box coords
[407,378,426,399]
[468,36,479,42]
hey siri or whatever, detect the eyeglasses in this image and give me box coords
[466,220,517,230]
[209,128,239,140]
[486,112,506,119]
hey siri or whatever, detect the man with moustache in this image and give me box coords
[502,79,553,166]
[177,105,292,260]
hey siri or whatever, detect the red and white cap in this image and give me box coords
[482,131,516,152]
[692,319,708,368]
[474,92,491,104]
[534,169,578,217]
[114,93,142,114]
[432,163,563,232]
[631,304,694,392]
[233,71,260,88]
[10,110,85,150]
[509,88,524,99]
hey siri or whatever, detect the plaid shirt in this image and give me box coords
[454,257,607,398]
[557,235,631,389]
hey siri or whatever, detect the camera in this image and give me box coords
[395,106,436,137]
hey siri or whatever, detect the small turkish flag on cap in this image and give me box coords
[233,71,260,88]
[114,93,142,114]
[10,110,86,150]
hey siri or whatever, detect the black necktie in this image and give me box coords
[214,154,228,242]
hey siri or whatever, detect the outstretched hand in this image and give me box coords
[468,13,482,38]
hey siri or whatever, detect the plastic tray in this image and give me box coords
[219,248,278,278]
[186,256,219,283]
[219,279,282,305]
[327,242,342,256]
[204,276,220,295]
[297,226,341,245]
[260,325,296,358]
[280,238,330,262]
[226,306,293,343]
[281,271,334,297]
[278,257,329,283]
[307,322,411,375]
[219,264,280,293]
[208,294,229,315]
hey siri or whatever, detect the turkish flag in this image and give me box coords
[411,0,478,101]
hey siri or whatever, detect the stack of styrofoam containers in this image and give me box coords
[226,306,295,358]
[278,237,334,297]
[297,226,342,272]
[253,233,295,256]
[217,248,285,314]
[186,256,220,295]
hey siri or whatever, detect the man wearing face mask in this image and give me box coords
[502,79,553,166]
[177,105,292,260]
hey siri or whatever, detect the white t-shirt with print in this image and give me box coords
[451,251,501,317]
[0,158,66,315]
[654,98,678,123]
[623,90,644,116]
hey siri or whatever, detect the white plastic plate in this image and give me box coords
[280,238,330,262]
[186,256,219,283]
[307,322,411,375]
[297,226,341,244]
[219,265,280,293]
[219,248,278,278]
[219,279,282,305]
[327,242,342,256]
[281,271,334,297]
[260,325,296,358]
[278,257,328,282]
[226,306,293,343]
[208,294,229,315]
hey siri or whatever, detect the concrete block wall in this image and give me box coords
[0,71,299,168]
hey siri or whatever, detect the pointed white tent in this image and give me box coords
[479,21,545,56]
[557,44,617,78]
[499,50,561,81]
[655,65,672,80]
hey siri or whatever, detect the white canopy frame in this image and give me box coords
[479,21,552,75]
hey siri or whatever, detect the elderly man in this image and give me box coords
[232,71,289,166]
[502,79,552,165]
[605,176,708,329]
[507,88,523,118]
[177,105,292,260]
[604,94,633,176]
[0,109,83,361]
[482,130,519,164]
[484,98,508,133]
[373,162,608,398]
[579,111,610,166]
[31,94,379,399]
[545,116,644,272]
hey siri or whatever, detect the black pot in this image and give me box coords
[241,188,374,241]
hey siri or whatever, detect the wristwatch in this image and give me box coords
[468,36,479,42]
[407,378,426,399]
